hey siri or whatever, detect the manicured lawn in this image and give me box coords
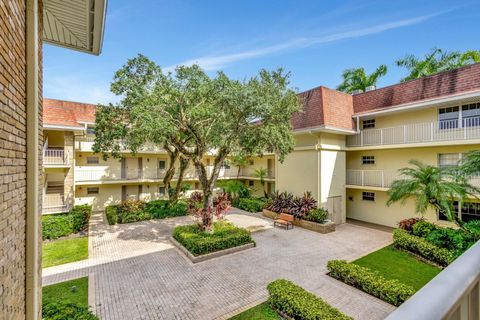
[43,277,88,308]
[229,303,279,320]
[42,236,88,268]
[353,245,441,291]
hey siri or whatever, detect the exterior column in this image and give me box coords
[64,132,74,208]
[26,0,41,318]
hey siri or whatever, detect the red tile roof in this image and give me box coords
[352,63,480,114]
[43,99,96,128]
[293,63,480,131]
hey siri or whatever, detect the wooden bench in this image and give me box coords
[274,213,294,230]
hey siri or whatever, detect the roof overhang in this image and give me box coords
[293,125,357,136]
[44,124,85,132]
[43,0,107,55]
[354,89,480,119]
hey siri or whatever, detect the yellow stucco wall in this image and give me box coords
[373,107,437,128]
[277,149,319,198]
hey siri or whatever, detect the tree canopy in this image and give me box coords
[336,65,387,94]
[93,54,300,229]
[396,48,480,82]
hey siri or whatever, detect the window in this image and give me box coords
[159,186,166,196]
[46,181,64,194]
[86,156,99,164]
[158,160,166,170]
[248,180,254,187]
[248,159,254,165]
[362,119,375,129]
[438,153,461,169]
[86,125,95,135]
[362,156,375,165]
[87,187,99,195]
[348,196,354,201]
[439,201,480,222]
[462,103,480,127]
[362,192,375,201]
[438,106,460,129]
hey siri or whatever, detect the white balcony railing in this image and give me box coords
[347,118,480,147]
[386,240,480,320]
[347,169,480,189]
[42,193,71,214]
[44,149,69,166]
[75,136,165,153]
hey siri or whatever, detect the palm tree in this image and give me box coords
[253,168,268,198]
[387,160,476,226]
[396,48,480,82]
[230,154,249,179]
[460,150,480,176]
[336,65,387,94]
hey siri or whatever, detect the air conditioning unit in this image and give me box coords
[365,85,376,92]
[351,89,363,95]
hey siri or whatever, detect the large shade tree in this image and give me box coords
[336,65,387,94]
[387,160,477,226]
[396,48,480,82]
[94,54,300,230]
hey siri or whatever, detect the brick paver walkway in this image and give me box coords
[43,209,395,320]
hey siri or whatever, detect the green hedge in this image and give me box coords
[105,200,188,225]
[42,302,98,320]
[42,205,92,240]
[173,221,254,256]
[237,197,266,213]
[393,229,455,267]
[327,260,414,306]
[267,279,352,320]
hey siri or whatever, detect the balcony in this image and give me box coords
[44,149,70,167]
[386,240,480,320]
[42,194,71,214]
[75,136,165,153]
[347,169,480,189]
[347,117,480,148]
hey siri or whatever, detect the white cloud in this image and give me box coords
[166,12,443,71]
[43,75,119,105]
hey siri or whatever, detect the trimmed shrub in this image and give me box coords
[304,208,329,223]
[412,220,438,238]
[105,205,119,225]
[42,302,98,320]
[106,199,188,225]
[42,205,92,240]
[393,229,454,267]
[327,260,415,306]
[267,279,352,320]
[237,197,266,212]
[173,221,254,256]
[145,200,188,219]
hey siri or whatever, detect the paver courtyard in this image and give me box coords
[43,209,395,320]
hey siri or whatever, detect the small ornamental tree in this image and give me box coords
[94,54,300,231]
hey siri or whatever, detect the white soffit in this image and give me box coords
[43,0,107,55]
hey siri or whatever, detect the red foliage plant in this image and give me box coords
[397,217,424,233]
[187,191,231,231]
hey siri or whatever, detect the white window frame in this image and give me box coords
[362,191,375,201]
[86,156,99,164]
[87,187,99,195]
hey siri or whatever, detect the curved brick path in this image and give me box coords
[43,209,395,320]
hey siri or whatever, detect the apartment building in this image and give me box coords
[1,1,107,319]
[42,99,276,212]
[282,63,480,227]
[43,64,480,228]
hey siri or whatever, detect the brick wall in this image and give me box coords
[353,63,480,113]
[0,0,43,318]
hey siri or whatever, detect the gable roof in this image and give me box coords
[44,98,96,129]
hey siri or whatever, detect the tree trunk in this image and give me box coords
[194,149,228,231]
[171,156,189,201]
[163,144,178,201]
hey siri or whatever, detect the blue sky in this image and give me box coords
[43,0,480,104]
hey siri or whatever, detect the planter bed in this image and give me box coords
[171,221,255,263]
[262,209,335,234]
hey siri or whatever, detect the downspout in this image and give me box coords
[308,130,321,204]
[355,116,360,133]
[26,0,40,319]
